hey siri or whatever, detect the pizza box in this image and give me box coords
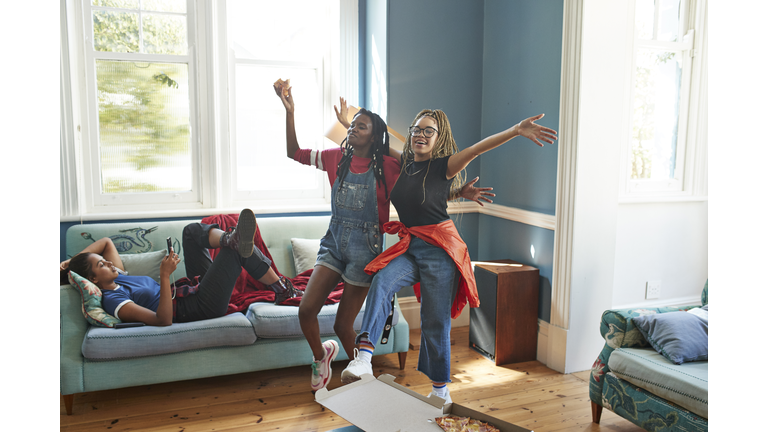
[315,374,532,432]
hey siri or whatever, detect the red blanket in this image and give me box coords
[201,214,343,313]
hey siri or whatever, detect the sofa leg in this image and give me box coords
[62,394,75,415]
[591,400,602,424]
[398,351,407,370]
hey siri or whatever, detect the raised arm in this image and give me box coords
[274,83,300,159]
[334,97,403,160]
[60,237,125,272]
[446,114,557,179]
[115,251,179,326]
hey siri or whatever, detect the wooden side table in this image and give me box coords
[469,259,539,365]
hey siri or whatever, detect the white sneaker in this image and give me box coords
[341,348,373,384]
[310,340,339,391]
[428,390,452,405]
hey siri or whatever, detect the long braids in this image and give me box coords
[335,108,391,198]
[401,109,466,203]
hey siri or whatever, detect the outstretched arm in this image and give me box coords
[446,114,557,178]
[274,83,300,159]
[60,237,125,272]
[455,177,495,206]
[116,251,179,326]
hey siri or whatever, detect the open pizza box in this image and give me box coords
[315,374,532,432]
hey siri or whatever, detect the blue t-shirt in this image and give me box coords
[102,275,161,320]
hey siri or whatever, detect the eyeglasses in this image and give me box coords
[408,126,438,138]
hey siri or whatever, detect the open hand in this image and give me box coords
[273,82,294,113]
[459,177,495,206]
[517,114,558,147]
[333,97,351,129]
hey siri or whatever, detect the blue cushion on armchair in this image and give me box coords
[632,311,708,365]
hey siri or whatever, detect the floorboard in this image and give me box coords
[61,326,644,432]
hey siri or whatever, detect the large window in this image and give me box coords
[81,0,200,209]
[62,0,350,219]
[226,0,339,205]
[622,0,706,198]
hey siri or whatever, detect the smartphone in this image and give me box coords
[166,237,173,255]
[114,322,146,329]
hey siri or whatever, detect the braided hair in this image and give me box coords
[400,109,466,202]
[335,108,392,198]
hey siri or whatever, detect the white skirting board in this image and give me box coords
[398,296,470,330]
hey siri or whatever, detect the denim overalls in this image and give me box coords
[316,165,382,286]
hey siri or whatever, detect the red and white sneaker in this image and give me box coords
[311,340,339,391]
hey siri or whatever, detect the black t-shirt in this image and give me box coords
[391,156,453,227]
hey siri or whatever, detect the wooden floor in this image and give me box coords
[60,326,644,432]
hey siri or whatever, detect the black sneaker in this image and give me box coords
[220,209,256,257]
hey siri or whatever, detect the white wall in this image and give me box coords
[612,201,708,308]
[561,0,632,374]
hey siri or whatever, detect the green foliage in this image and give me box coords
[152,72,179,88]
[97,61,190,189]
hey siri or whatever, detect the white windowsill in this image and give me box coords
[618,194,708,204]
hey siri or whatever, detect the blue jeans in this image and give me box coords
[357,237,459,383]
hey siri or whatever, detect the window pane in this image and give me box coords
[93,10,139,53]
[96,61,191,193]
[143,13,187,55]
[657,0,682,42]
[635,0,655,39]
[234,65,322,192]
[635,0,682,41]
[228,0,333,61]
[630,49,682,180]
[143,0,186,13]
[92,0,139,8]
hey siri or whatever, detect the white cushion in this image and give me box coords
[290,238,321,274]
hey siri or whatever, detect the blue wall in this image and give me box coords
[478,0,562,322]
[379,0,563,321]
[480,0,562,215]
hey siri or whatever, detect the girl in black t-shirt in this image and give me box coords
[341,109,557,405]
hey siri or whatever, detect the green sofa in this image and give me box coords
[60,215,410,415]
[589,283,708,431]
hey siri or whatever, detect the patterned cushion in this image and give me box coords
[68,271,121,328]
[81,313,257,359]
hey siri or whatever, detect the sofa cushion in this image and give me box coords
[608,347,708,418]
[68,271,121,328]
[632,310,708,364]
[81,313,257,360]
[121,249,166,283]
[246,299,399,338]
[291,238,321,274]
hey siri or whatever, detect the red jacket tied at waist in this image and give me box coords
[364,220,479,319]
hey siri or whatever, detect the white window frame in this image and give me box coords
[619,0,707,202]
[61,0,357,221]
[74,0,208,213]
[216,0,341,211]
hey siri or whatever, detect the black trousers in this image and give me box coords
[174,222,272,323]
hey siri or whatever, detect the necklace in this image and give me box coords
[405,161,426,176]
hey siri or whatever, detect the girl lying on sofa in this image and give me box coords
[59,209,302,326]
